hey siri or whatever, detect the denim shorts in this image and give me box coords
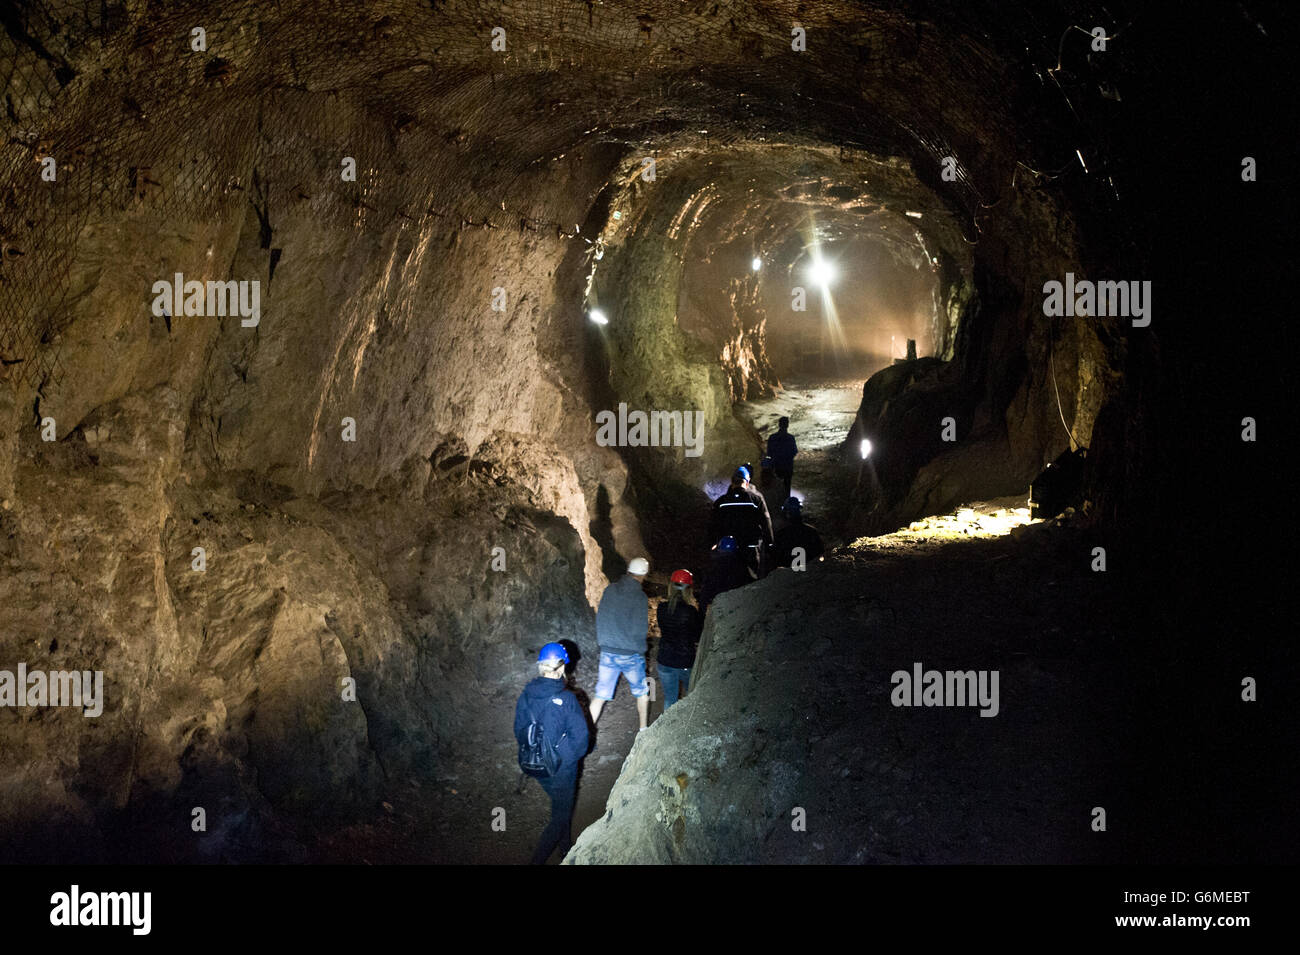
[594,651,648,700]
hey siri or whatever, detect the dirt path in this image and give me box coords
[734,378,862,544]
[296,665,654,864]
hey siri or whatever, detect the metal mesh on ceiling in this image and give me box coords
[0,0,1098,389]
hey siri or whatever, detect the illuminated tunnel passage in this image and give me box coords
[0,1,1286,866]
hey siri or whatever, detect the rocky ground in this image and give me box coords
[259,373,1271,866]
[289,381,864,863]
[292,382,1124,865]
[566,514,1135,864]
[207,382,1266,867]
[736,377,863,541]
[299,495,1133,865]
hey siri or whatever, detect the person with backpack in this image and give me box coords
[655,570,703,709]
[771,496,825,569]
[698,536,754,615]
[707,466,774,578]
[514,642,589,865]
[766,417,798,498]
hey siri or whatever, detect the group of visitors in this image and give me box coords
[513,416,824,862]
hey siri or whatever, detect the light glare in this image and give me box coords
[808,258,836,288]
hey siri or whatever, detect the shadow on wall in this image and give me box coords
[589,483,627,580]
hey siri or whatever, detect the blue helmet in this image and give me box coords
[538,642,569,665]
[733,466,751,483]
[718,536,739,553]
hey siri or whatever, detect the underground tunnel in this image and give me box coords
[0,0,1290,876]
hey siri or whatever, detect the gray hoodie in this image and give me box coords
[595,574,649,655]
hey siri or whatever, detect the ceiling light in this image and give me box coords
[807,258,836,289]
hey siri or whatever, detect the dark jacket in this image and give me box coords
[514,676,589,779]
[595,574,649,655]
[656,599,703,668]
[708,484,774,547]
[698,551,753,613]
[772,519,825,567]
[766,430,798,470]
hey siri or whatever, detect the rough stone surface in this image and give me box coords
[0,1,1282,863]
[568,523,1129,864]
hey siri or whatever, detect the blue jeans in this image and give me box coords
[594,651,648,700]
[659,664,691,709]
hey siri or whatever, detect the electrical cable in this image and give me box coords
[1048,331,1078,452]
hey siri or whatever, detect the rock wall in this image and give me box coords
[0,0,1214,862]
[591,172,768,491]
[845,181,1130,533]
[0,10,654,855]
[1,362,610,858]
[567,526,1129,864]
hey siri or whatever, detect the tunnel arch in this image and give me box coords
[577,137,983,498]
[0,0,1123,842]
[3,1,1122,502]
[3,0,1280,866]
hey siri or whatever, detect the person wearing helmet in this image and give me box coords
[514,642,589,864]
[698,536,755,615]
[772,496,825,569]
[590,556,652,732]
[707,465,774,578]
[655,570,703,710]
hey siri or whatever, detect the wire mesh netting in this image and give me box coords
[0,0,1126,391]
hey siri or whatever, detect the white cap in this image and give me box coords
[628,557,650,575]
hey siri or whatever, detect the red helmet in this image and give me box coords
[670,569,694,587]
